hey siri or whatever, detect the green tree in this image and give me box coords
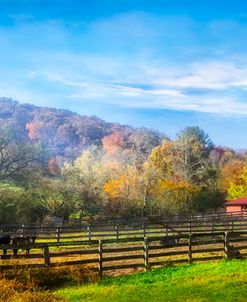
[0,183,43,224]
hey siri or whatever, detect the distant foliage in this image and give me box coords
[47,158,60,175]
[0,98,246,222]
[0,98,162,162]
[102,132,124,154]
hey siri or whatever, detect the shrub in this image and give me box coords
[0,265,97,302]
[9,291,65,302]
[0,278,65,302]
[1,265,98,289]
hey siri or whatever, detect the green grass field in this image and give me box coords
[55,260,247,302]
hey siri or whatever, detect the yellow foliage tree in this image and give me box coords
[219,159,244,192]
[103,176,125,200]
[149,178,198,213]
[103,165,150,215]
[227,164,247,200]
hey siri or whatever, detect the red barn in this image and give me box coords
[225,197,247,213]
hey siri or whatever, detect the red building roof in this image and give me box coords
[225,196,247,206]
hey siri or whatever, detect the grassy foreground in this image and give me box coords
[55,260,247,302]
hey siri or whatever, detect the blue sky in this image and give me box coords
[1,0,247,148]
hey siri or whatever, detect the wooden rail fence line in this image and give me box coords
[1,231,247,276]
[2,215,247,244]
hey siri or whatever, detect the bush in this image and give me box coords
[1,265,98,289]
[0,278,65,302]
[0,265,98,301]
[9,291,65,302]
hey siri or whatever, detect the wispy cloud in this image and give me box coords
[1,11,247,116]
[26,55,247,116]
[155,60,247,90]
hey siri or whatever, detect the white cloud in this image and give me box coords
[1,12,247,116]
[27,57,247,116]
[151,60,247,90]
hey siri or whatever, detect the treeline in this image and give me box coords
[0,98,163,162]
[0,99,247,225]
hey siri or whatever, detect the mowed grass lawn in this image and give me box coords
[55,260,247,302]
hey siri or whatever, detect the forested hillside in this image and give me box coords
[0,98,163,163]
[0,98,247,225]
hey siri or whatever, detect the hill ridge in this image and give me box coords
[0,97,163,162]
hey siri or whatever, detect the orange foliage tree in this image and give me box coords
[102,132,124,154]
[26,122,42,141]
[219,159,245,192]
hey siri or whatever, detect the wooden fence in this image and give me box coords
[1,212,247,276]
[1,212,247,244]
[1,231,247,276]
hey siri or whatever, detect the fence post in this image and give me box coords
[165,223,168,237]
[56,227,60,243]
[188,234,193,263]
[143,223,146,237]
[115,225,119,242]
[143,237,149,271]
[98,240,103,278]
[87,226,92,244]
[211,221,214,235]
[189,220,192,235]
[43,245,50,267]
[224,232,229,259]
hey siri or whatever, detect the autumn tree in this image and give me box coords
[219,158,244,192]
[61,146,109,219]
[103,164,157,217]
[145,127,222,213]
[227,164,247,200]
[146,140,173,176]
[26,121,43,141]
[102,132,124,154]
